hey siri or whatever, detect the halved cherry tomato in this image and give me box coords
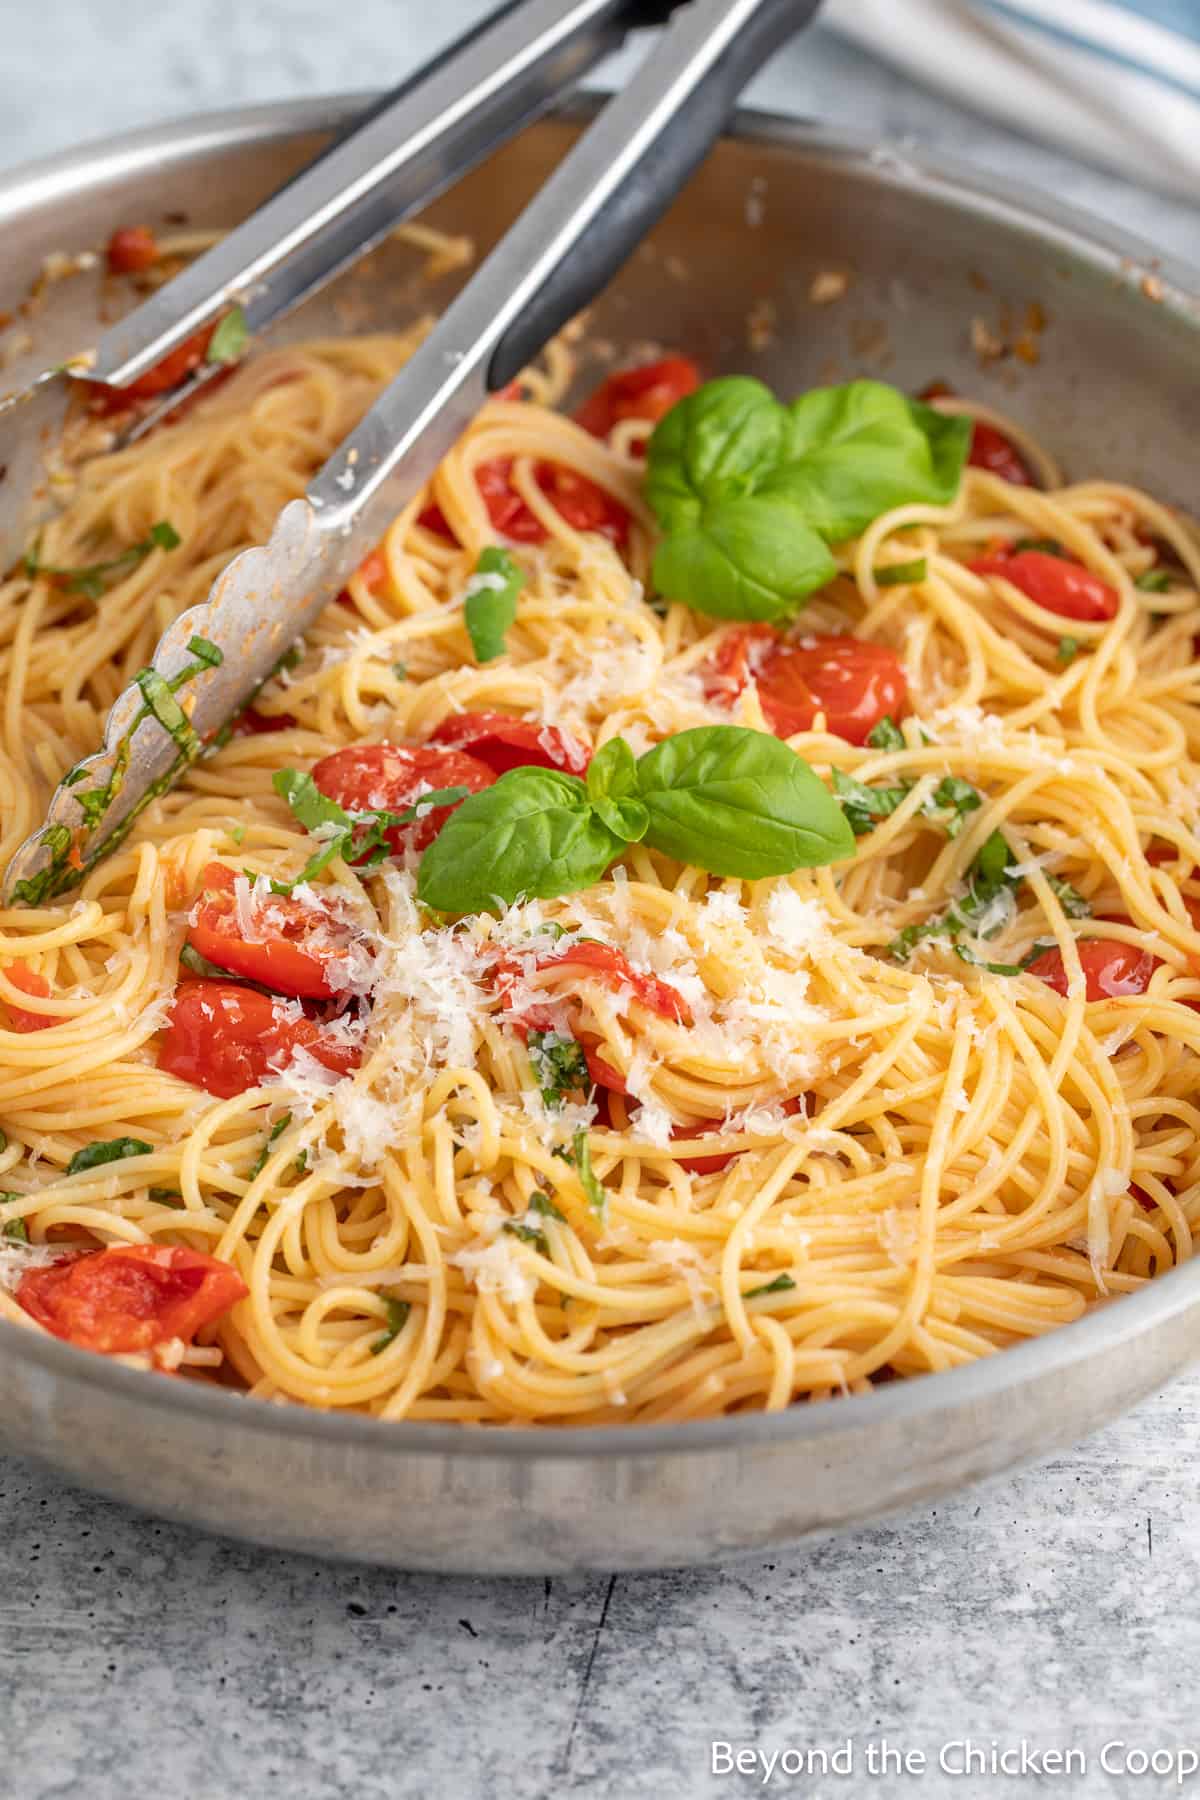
[705,628,908,745]
[1026,939,1159,1000]
[336,547,388,608]
[310,743,495,856]
[968,549,1119,623]
[105,225,158,275]
[575,355,702,441]
[158,980,361,1098]
[418,460,629,548]
[968,420,1034,487]
[4,961,54,1032]
[429,711,590,777]
[186,862,358,999]
[17,1242,247,1354]
[494,941,693,1035]
[89,322,217,412]
[230,706,297,737]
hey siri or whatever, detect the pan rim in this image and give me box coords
[1,93,1198,1464]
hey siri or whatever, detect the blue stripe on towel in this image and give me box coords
[982,0,1200,100]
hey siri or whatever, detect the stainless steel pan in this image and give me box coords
[1,96,1197,1573]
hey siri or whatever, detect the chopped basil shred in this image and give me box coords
[1135,568,1172,593]
[149,1188,184,1206]
[270,768,470,891]
[567,1127,606,1219]
[249,1113,292,1179]
[66,1137,153,1176]
[23,518,180,600]
[370,1297,410,1355]
[873,556,927,587]
[867,716,905,752]
[745,1273,796,1298]
[1057,637,1079,664]
[464,546,525,663]
[206,305,249,366]
[527,1030,590,1109]
[889,829,1022,963]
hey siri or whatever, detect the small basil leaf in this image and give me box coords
[636,725,854,877]
[832,768,910,836]
[867,716,905,752]
[417,768,623,915]
[465,546,524,663]
[651,498,837,623]
[370,1297,410,1355]
[587,739,647,841]
[207,305,248,365]
[644,376,786,527]
[272,768,353,835]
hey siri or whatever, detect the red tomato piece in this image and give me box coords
[158,980,361,1099]
[336,547,388,608]
[475,457,630,547]
[969,549,1119,623]
[416,500,455,542]
[89,322,217,413]
[310,743,495,857]
[575,355,702,441]
[230,706,297,737]
[1026,939,1159,1001]
[4,961,54,1032]
[186,862,359,999]
[105,225,158,275]
[17,1242,247,1354]
[705,629,907,745]
[429,711,590,777]
[494,941,692,1032]
[968,421,1035,487]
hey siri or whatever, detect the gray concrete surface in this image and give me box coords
[2,6,1199,1797]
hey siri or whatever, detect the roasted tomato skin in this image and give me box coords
[706,629,908,745]
[230,706,297,737]
[106,225,158,274]
[4,961,54,1032]
[90,322,217,411]
[968,420,1034,487]
[310,743,495,856]
[429,712,590,777]
[495,940,692,1031]
[575,355,702,441]
[17,1243,247,1355]
[186,862,353,999]
[158,980,361,1098]
[1026,939,1159,1001]
[968,549,1119,623]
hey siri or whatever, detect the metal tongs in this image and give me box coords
[5,0,819,902]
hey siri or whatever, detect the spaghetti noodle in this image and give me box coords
[2,285,1200,1424]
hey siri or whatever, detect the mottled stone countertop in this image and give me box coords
[2,8,1199,1798]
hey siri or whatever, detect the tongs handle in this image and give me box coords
[491,0,817,385]
[91,0,677,388]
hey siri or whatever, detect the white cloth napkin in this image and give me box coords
[824,0,1200,200]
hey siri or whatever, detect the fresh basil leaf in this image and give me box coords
[889,829,1021,961]
[832,768,911,836]
[528,1030,590,1109]
[867,716,905,752]
[1057,636,1079,664]
[586,738,649,842]
[528,1188,566,1223]
[873,557,927,587]
[67,1137,152,1176]
[644,378,967,624]
[776,383,971,541]
[503,1218,549,1255]
[370,1296,410,1355]
[207,305,248,366]
[636,726,854,878]
[149,1188,184,1205]
[745,1272,795,1297]
[1135,567,1172,593]
[651,495,837,623]
[465,546,524,663]
[417,768,623,915]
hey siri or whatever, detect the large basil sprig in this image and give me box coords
[417,725,853,915]
[644,377,970,622]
